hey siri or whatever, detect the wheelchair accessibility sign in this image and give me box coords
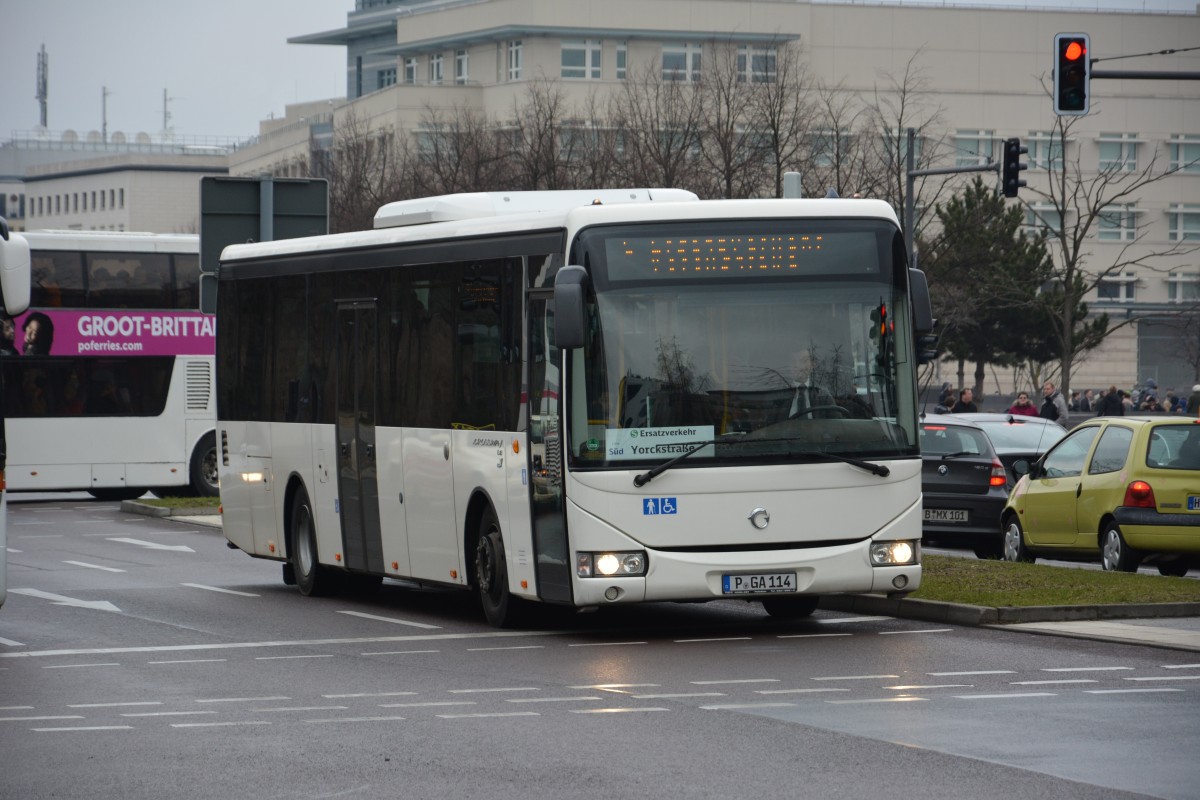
[643,497,677,515]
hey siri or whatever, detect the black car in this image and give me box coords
[953,413,1068,483]
[919,414,1011,558]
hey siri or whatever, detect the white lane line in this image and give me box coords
[879,628,951,635]
[34,725,133,732]
[323,691,418,699]
[631,692,725,699]
[252,706,349,713]
[0,715,85,722]
[755,688,850,695]
[571,707,670,714]
[812,674,899,681]
[105,537,194,553]
[825,697,929,705]
[379,701,475,709]
[777,633,852,639]
[1124,675,1200,682]
[1085,688,1186,695]
[691,679,780,685]
[0,706,34,710]
[674,637,752,643]
[0,637,25,647]
[195,696,290,704]
[437,711,540,719]
[884,684,974,691]
[467,645,545,652]
[448,687,538,694]
[121,711,218,718]
[255,654,334,661]
[148,659,227,665]
[9,588,121,614]
[928,670,1016,676]
[336,610,441,630]
[43,663,120,669]
[955,692,1058,699]
[569,684,660,691]
[63,561,126,573]
[1041,666,1133,672]
[362,650,440,656]
[182,584,259,597]
[506,696,602,704]
[700,702,797,710]
[4,547,19,552]
[172,721,272,728]
[68,701,162,708]
[568,641,647,647]
[305,716,407,724]
[1011,679,1098,686]
[1161,664,1200,669]
[817,616,891,624]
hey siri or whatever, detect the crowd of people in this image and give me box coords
[935,378,1200,419]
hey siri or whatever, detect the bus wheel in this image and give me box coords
[88,488,147,502]
[761,596,820,619]
[475,508,519,627]
[291,488,330,596]
[190,432,220,498]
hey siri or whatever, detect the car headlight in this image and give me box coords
[577,551,647,578]
[870,540,920,566]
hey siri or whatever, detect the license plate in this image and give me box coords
[722,572,796,595]
[924,509,968,523]
[1189,496,1200,511]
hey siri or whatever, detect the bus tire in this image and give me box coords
[88,488,147,502]
[761,596,820,619]
[291,487,331,597]
[189,432,220,498]
[475,507,521,627]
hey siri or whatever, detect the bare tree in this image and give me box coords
[746,40,813,198]
[610,61,707,190]
[409,104,512,197]
[317,107,408,233]
[508,79,570,190]
[693,40,771,198]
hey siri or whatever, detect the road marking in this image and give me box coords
[106,537,194,553]
[880,628,951,635]
[255,654,335,661]
[700,702,797,710]
[323,691,418,699]
[122,711,217,718]
[0,637,25,647]
[568,641,647,647]
[776,633,851,639]
[336,610,441,629]
[195,696,290,704]
[362,650,440,656]
[44,663,120,669]
[674,637,752,643]
[0,715,85,722]
[571,707,670,714]
[437,711,539,719]
[817,616,891,624]
[305,716,407,724]
[755,688,850,695]
[252,706,349,713]
[148,659,227,665]
[62,561,126,573]
[1011,679,1098,686]
[0,706,34,710]
[812,674,899,681]
[9,588,121,614]
[1041,666,1132,672]
[1161,664,1200,669]
[632,692,725,699]
[1124,675,1200,682]
[379,701,475,708]
[507,696,602,703]
[825,697,929,705]
[182,583,259,597]
[955,692,1058,699]
[884,684,974,690]
[1084,688,1185,695]
[467,645,545,652]
[570,684,660,691]
[171,721,271,728]
[68,701,162,708]
[34,725,133,732]
[448,687,539,694]
[928,670,1016,676]
[691,679,780,685]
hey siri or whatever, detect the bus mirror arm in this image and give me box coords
[553,265,589,349]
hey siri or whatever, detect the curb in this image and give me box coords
[819,594,1200,625]
[120,500,220,518]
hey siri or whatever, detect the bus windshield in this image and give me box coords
[566,219,918,469]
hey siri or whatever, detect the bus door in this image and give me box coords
[527,294,571,602]
[335,300,385,574]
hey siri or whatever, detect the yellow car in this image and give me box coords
[1002,416,1200,576]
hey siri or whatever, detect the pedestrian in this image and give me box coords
[1094,386,1124,417]
[1040,380,1069,425]
[951,387,978,413]
[1188,384,1200,417]
[1006,391,1040,417]
[1080,388,1094,412]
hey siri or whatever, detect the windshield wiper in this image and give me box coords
[939,451,976,461]
[633,436,891,487]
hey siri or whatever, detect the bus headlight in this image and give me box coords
[577,551,647,578]
[870,540,919,566]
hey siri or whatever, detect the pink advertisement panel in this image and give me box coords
[3,309,215,357]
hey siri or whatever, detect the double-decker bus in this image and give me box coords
[215,189,934,626]
[1,230,217,500]
[0,218,32,609]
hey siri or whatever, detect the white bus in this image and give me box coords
[1,230,217,500]
[0,218,33,608]
[215,190,934,626]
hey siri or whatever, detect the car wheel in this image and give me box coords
[291,487,331,596]
[761,596,820,619]
[973,539,1004,560]
[475,507,523,627]
[1002,517,1034,563]
[1158,560,1190,578]
[1100,521,1140,573]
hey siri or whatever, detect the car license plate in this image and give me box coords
[1189,496,1200,511]
[722,572,796,595]
[924,509,968,523]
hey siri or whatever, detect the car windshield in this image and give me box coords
[974,419,1065,452]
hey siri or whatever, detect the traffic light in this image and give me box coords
[1001,138,1028,198]
[1053,33,1091,115]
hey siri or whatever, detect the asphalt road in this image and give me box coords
[3,496,1198,800]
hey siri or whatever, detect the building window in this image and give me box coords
[507,41,522,81]
[429,53,444,84]
[810,130,851,168]
[404,57,417,84]
[1170,134,1200,173]
[1027,131,1064,171]
[562,40,601,79]
[378,67,397,89]
[1098,205,1138,242]
[455,49,469,84]
[1168,204,1200,242]
[616,42,627,80]
[1097,273,1137,303]
[954,130,995,167]
[1098,133,1138,172]
[663,43,702,82]
[737,46,777,83]
[882,129,922,165]
[1167,272,1200,303]
[119,188,124,208]
[1025,205,1062,237]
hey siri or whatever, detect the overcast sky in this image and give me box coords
[0,1,352,141]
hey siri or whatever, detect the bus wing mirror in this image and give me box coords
[909,268,939,364]
[553,265,588,350]
[0,223,32,317]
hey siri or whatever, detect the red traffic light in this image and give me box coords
[1064,41,1085,61]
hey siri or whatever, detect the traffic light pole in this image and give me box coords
[1091,69,1200,80]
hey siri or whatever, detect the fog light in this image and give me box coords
[604,586,620,601]
[892,574,909,590]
